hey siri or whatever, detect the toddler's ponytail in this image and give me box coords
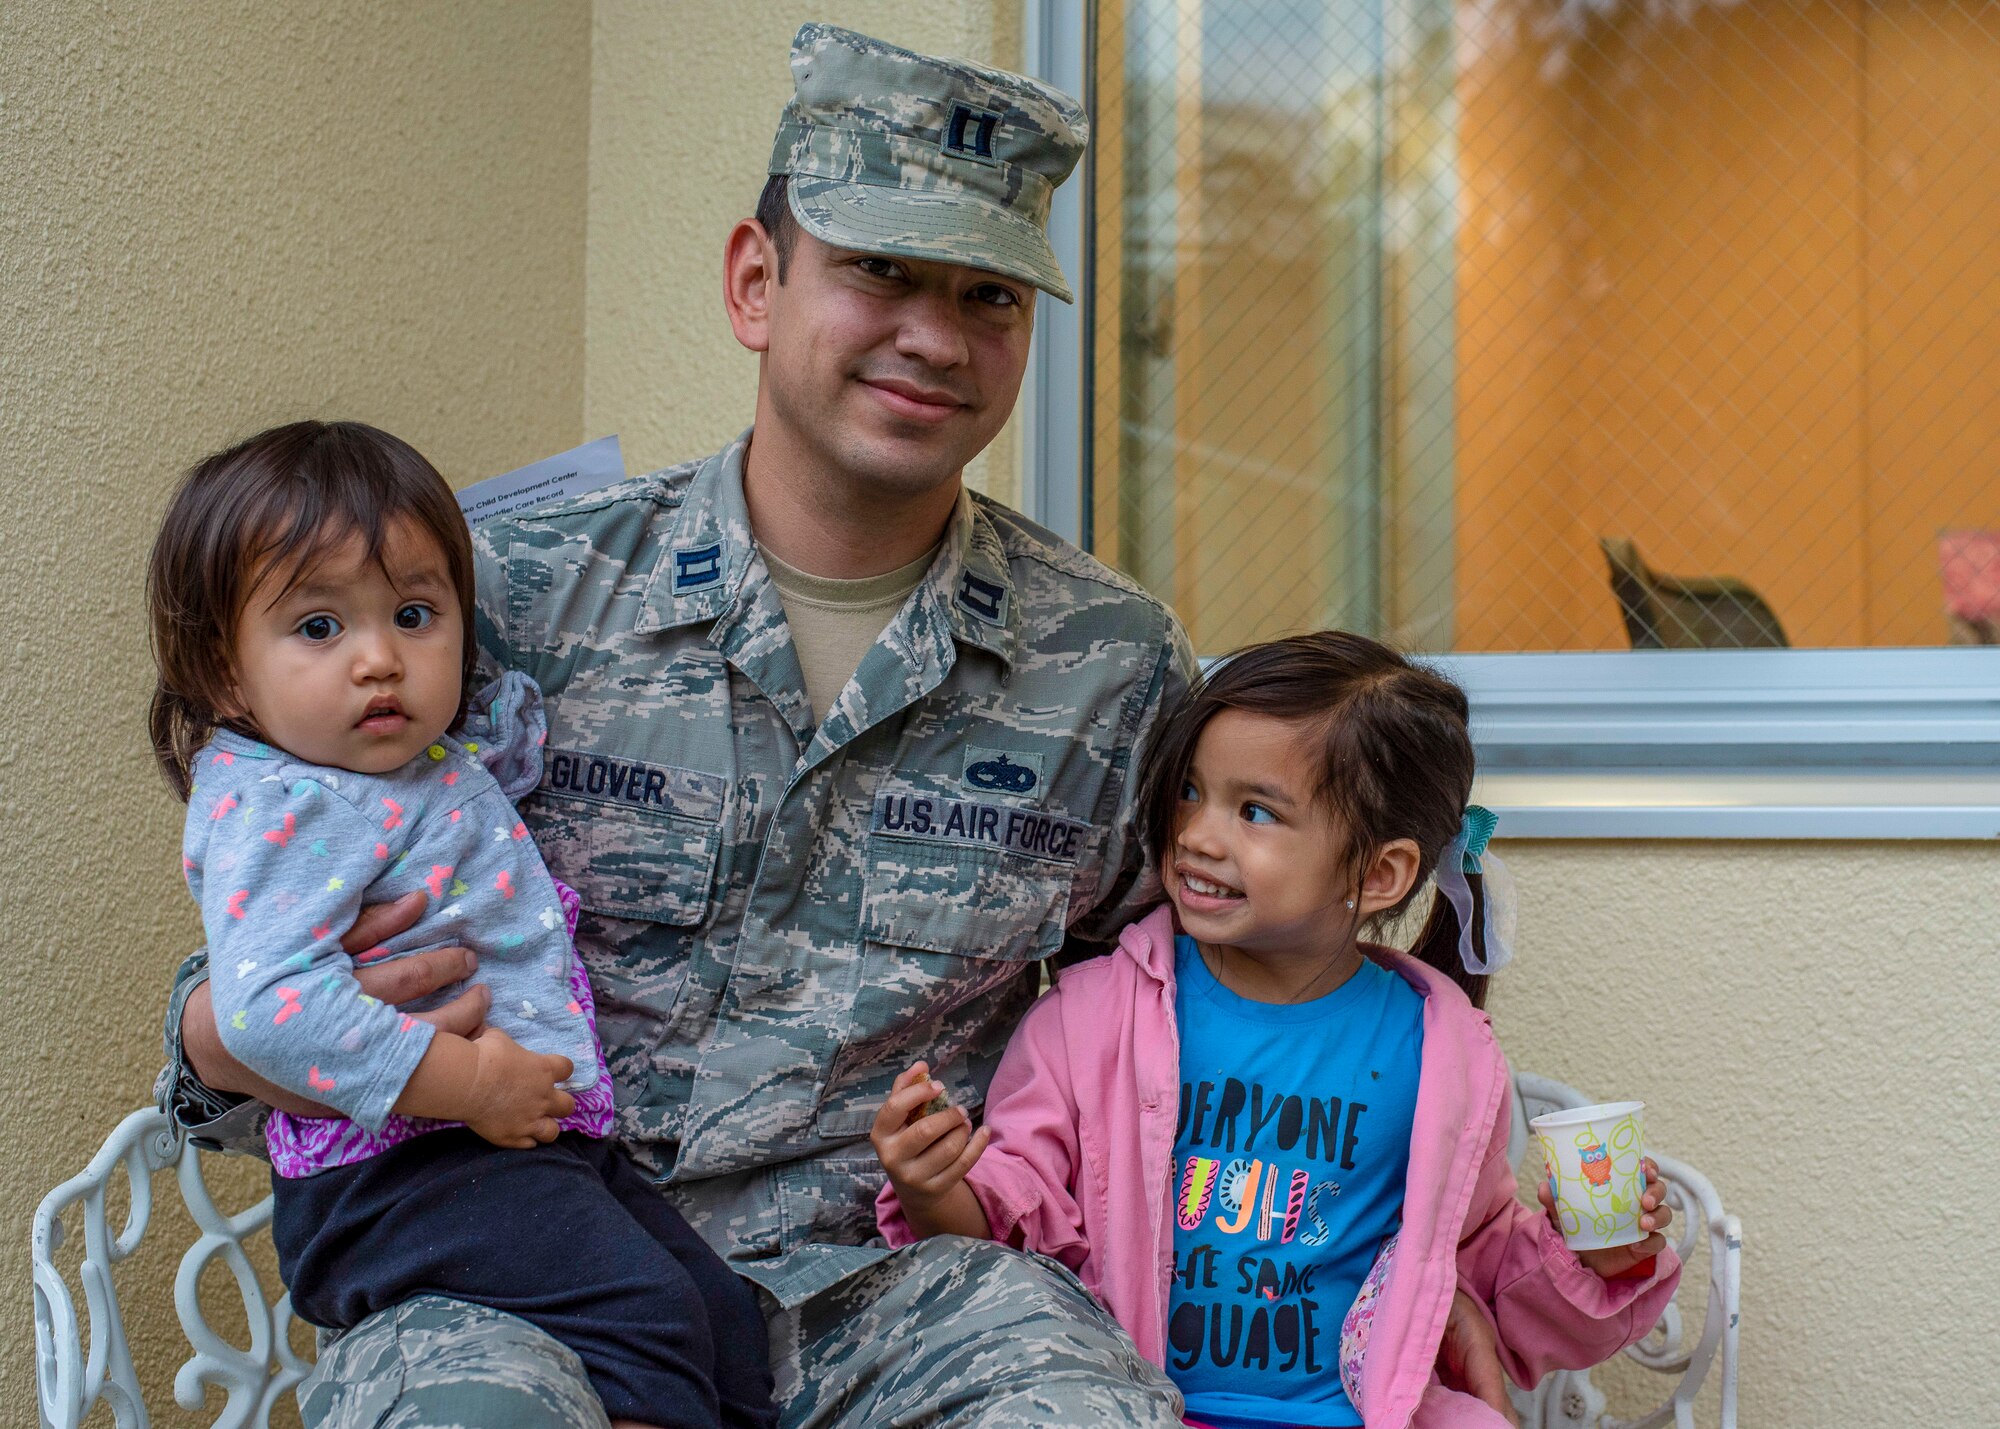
[1406,873,1497,1009]
[1404,806,1514,1010]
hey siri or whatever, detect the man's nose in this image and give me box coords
[893,288,971,371]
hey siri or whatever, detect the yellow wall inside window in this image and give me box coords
[1456,0,2000,651]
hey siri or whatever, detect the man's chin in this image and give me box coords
[839,430,975,498]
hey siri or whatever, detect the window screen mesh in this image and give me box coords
[1088,0,2000,653]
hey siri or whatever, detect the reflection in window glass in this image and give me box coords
[1090,0,2000,653]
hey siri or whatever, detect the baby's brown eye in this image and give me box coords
[297,615,340,642]
[395,604,434,631]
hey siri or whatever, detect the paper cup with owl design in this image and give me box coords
[1530,1100,1647,1251]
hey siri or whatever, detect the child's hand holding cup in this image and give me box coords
[1530,1100,1673,1277]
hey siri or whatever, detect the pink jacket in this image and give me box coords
[878,906,1681,1429]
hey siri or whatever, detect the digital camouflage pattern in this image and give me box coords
[298,1296,614,1429]
[474,433,1188,1307]
[771,23,1087,301]
[293,1242,1184,1429]
[771,1239,1182,1427]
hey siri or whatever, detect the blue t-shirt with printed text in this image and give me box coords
[1169,936,1425,1429]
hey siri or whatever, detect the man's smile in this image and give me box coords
[860,375,969,424]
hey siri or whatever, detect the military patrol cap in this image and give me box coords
[769,23,1089,303]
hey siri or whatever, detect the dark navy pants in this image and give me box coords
[274,1129,776,1428]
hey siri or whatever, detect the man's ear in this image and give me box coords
[1356,838,1422,919]
[723,219,778,354]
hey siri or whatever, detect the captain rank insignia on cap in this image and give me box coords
[768,24,1089,303]
[943,103,1003,162]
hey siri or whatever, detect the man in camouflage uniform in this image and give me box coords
[166,25,1519,1428]
[166,24,1194,1428]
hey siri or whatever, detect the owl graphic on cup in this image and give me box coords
[1533,1104,1644,1247]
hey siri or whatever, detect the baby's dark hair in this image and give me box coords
[1138,630,1492,1006]
[147,420,477,801]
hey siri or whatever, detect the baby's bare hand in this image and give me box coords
[463,1029,574,1149]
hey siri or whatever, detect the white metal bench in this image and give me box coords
[33,1074,1740,1428]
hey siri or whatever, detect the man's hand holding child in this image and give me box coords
[183,890,575,1145]
[870,1062,993,1241]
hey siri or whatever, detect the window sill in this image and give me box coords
[1442,649,2000,840]
[1472,768,2000,839]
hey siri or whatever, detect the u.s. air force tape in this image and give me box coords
[872,791,1090,865]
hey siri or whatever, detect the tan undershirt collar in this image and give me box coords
[761,543,938,725]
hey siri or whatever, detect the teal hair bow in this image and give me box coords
[1459,804,1497,872]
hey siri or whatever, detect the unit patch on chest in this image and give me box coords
[961,746,1044,798]
[872,791,1089,865]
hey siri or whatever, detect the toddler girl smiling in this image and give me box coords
[872,631,1680,1429]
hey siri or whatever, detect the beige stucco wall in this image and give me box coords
[1486,841,2000,1427]
[0,0,590,1414]
[585,0,1024,504]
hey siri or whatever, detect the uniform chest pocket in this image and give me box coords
[813,839,1076,1138]
[529,791,723,928]
[860,790,1093,961]
[860,843,1073,962]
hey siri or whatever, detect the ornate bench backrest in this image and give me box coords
[32,1107,308,1429]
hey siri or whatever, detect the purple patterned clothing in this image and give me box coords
[267,877,614,1178]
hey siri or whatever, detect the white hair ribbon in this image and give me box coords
[1436,804,1515,976]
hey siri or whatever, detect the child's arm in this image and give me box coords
[873,986,1094,1269]
[869,1063,993,1240]
[196,775,569,1140]
[1454,1055,1683,1384]
[178,895,469,1115]
[391,1023,575,1146]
